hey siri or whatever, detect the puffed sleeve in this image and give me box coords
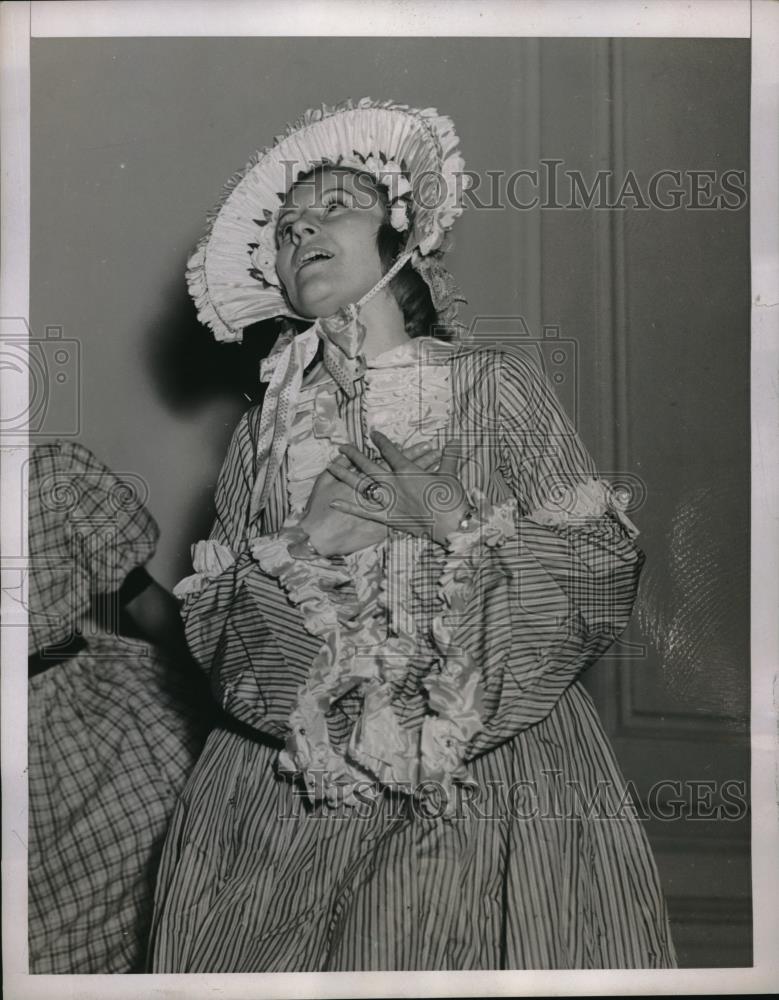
[28,440,159,652]
[173,408,321,738]
[420,349,643,786]
[172,409,255,681]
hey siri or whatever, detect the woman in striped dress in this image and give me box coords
[149,99,676,970]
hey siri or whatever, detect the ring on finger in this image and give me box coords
[361,480,384,503]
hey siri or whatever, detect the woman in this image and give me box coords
[27,440,211,973]
[149,98,676,971]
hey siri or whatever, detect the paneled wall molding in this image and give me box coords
[591,38,629,473]
[615,673,749,742]
[586,41,732,744]
[587,38,639,732]
[669,896,752,924]
[667,895,752,966]
[650,831,751,857]
[518,37,542,343]
[534,40,751,966]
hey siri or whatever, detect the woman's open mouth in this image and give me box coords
[296,248,334,272]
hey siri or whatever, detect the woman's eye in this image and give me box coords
[322,195,347,215]
[275,194,348,244]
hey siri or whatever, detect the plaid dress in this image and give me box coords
[27,441,207,973]
[150,341,677,971]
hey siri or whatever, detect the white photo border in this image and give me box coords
[2,1,776,997]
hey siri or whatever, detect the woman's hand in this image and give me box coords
[298,440,443,557]
[328,429,470,547]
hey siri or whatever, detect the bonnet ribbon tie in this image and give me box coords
[247,252,412,527]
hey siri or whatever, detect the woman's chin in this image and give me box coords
[294,291,358,320]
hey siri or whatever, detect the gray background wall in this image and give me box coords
[30,36,557,587]
[30,37,751,966]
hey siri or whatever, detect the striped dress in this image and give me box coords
[149,337,677,971]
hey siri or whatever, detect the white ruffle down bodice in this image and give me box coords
[286,340,452,514]
[252,340,499,809]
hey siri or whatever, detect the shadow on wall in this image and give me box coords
[144,272,285,410]
[141,270,248,580]
[140,276,285,580]
[143,269,248,413]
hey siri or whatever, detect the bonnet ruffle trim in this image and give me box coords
[187,98,469,342]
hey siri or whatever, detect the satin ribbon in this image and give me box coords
[247,252,412,527]
[247,304,370,526]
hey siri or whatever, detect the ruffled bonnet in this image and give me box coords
[186,97,470,342]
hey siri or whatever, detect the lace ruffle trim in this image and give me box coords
[250,487,519,814]
[526,476,640,539]
[421,490,518,808]
[172,540,237,599]
[364,363,451,443]
[251,524,418,807]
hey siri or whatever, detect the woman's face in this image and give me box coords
[275,168,387,318]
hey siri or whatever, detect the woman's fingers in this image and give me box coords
[415,449,443,472]
[327,461,393,509]
[337,438,438,473]
[370,429,414,471]
[337,443,383,475]
[333,438,442,502]
[329,499,388,524]
[327,461,373,491]
[402,441,436,463]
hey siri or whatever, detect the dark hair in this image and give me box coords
[285,163,444,340]
[376,207,441,341]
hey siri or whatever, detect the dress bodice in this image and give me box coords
[285,339,453,519]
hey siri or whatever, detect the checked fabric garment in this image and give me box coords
[27,441,208,973]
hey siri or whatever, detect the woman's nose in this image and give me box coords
[290,212,320,244]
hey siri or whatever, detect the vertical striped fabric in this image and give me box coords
[149,342,676,971]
